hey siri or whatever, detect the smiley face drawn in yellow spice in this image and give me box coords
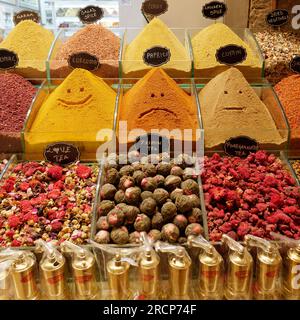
[25,68,116,156]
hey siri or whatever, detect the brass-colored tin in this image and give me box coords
[245,235,282,300]
[169,249,191,299]
[72,251,98,300]
[222,234,253,300]
[283,246,300,300]
[0,264,11,300]
[40,252,67,300]
[11,252,39,300]
[107,254,130,300]
[139,249,160,299]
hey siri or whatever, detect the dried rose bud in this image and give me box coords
[143,164,157,177]
[100,184,117,200]
[107,208,125,227]
[140,198,157,216]
[170,188,184,201]
[173,214,188,231]
[133,170,146,185]
[164,175,182,191]
[118,176,135,191]
[152,212,164,230]
[95,230,110,244]
[161,223,180,243]
[181,179,199,195]
[125,187,141,205]
[141,177,157,192]
[176,195,194,213]
[114,190,126,204]
[161,202,177,222]
[119,165,134,177]
[185,223,204,237]
[105,168,120,185]
[141,191,153,201]
[148,229,162,242]
[153,188,169,206]
[111,227,129,245]
[96,216,110,230]
[134,214,151,232]
[156,162,171,177]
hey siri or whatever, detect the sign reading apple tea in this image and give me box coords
[0,49,19,70]
[68,52,100,71]
[202,1,227,20]
[216,45,247,66]
[290,55,300,74]
[44,143,80,165]
[141,0,169,16]
[143,46,171,67]
[78,6,104,24]
[266,9,289,27]
[135,133,170,156]
[224,136,259,158]
[13,10,40,25]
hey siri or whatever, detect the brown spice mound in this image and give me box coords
[275,75,300,150]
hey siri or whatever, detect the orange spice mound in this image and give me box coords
[119,68,199,139]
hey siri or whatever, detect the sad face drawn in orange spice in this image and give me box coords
[119,68,199,137]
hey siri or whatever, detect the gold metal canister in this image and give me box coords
[40,252,67,300]
[283,246,300,300]
[72,251,98,300]
[169,249,191,299]
[11,253,39,300]
[0,264,11,300]
[139,249,160,299]
[107,254,130,300]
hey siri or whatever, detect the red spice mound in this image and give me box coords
[0,161,99,247]
[202,151,300,241]
[0,73,36,132]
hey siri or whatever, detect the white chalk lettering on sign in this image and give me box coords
[221,49,242,58]
[71,57,98,65]
[146,51,169,59]
[0,56,17,63]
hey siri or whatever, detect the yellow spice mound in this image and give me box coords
[0,20,55,71]
[119,68,198,140]
[199,67,286,148]
[123,18,190,74]
[192,23,260,70]
[26,68,116,151]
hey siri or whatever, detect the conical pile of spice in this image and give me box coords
[0,73,36,153]
[275,75,300,151]
[25,68,116,157]
[118,68,199,141]
[0,20,55,78]
[123,18,191,77]
[198,68,286,149]
[191,23,261,78]
[51,24,120,78]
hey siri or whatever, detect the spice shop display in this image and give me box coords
[0,73,37,154]
[198,67,288,150]
[122,18,191,78]
[190,23,263,79]
[49,24,121,81]
[24,68,117,160]
[0,21,56,79]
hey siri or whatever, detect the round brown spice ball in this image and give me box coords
[141,177,157,192]
[173,214,188,231]
[161,202,177,222]
[114,190,126,203]
[176,195,194,213]
[154,175,165,187]
[164,175,182,191]
[105,168,119,185]
[161,223,180,243]
[119,165,134,176]
[119,176,135,190]
[98,200,115,216]
[185,223,204,237]
[129,231,142,244]
[143,164,157,177]
[181,179,199,195]
[170,188,183,202]
[133,170,146,185]
[153,188,169,206]
[107,208,125,227]
[170,166,184,177]
[96,216,110,230]
[111,227,129,244]
[151,212,164,230]
[140,198,157,216]
[95,230,110,244]
[156,162,171,177]
[148,229,162,242]
[187,208,202,224]
[124,205,140,225]
[100,184,117,200]
[141,191,153,201]
[125,187,141,204]
[134,214,151,232]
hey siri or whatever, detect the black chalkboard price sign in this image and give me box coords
[143,46,171,67]
[202,1,227,20]
[266,9,289,27]
[78,6,104,24]
[216,45,247,66]
[141,0,169,17]
[0,49,19,70]
[224,136,259,157]
[68,52,100,71]
[290,55,300,74]
[44,143,80,165]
